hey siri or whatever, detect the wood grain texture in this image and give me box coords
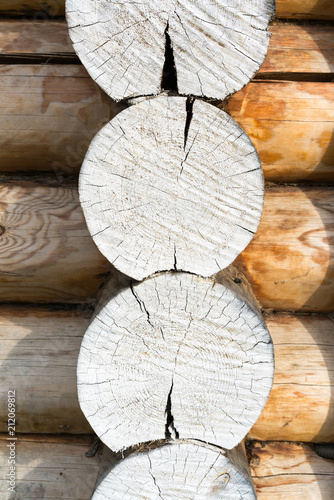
[225,82,334,182]
[0,434,101,499]
[78,271,274,452]
[93,441,256,499]
[1,68,332,181]
[250,314,334,442]
[250,441,334,500]
[0,184,333,309]
[0,182,112,303]
[67,0,274,100]
[275,0,334,20]
[1,21,333,76]
[1,311,333,441]
[259,23,334,74]
[2,1,334,20]
[235,187,334,312]
[0,64,117,174]
[80,96,264,280]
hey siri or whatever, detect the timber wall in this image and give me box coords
[0,1,333,498]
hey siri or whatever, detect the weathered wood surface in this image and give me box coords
[1,22,333,76]
[78,270,273,451]
[0,182,112,303]
[1,66,332,181]
[250,441,334,500]
[1,309,333,442]
[0,184,333,310]
[67,0,274,100]
[0,65,117,174]
[0,434,101,499]
[225,82,334,182]
[260,23,334,75]
[80,95,264,280]
[235,187,334,312]
[249,314,334,442]
[93,441,256,499]
[2,0,334,20]
[1,436,333,500]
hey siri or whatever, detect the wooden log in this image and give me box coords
[250,441,334,500]
[234,187,334,312]
[93,441,256,499]
[259,23,334,75]
[0,64,118,174]
[1,22,333,77]
[1,66,332,181]
[67,0,274,100]
[249,314,334,442]
[275,0,334,20]
[0,182,112,303]
[0,434,102,499]
[0,310,333,441]
[225,81,334,182]
[2,0,334,20]
[0,183,333,310]
[80,95,264,280]
[78,269,274,451]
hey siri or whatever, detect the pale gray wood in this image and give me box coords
[66,0,275,100]
[92,441,257,499]
[77,270,274,452]
[79,95,264,281]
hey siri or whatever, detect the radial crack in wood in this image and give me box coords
[79,95,264,280]
[66,0,275,100]
[77,270,274,452]
[92,441,257,499]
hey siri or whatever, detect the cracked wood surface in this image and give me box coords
[77,271,274,452]
[0,310,332,440]
[1,436,334,500]
[0,184,333,310]
[2,1,334,20]
[92,441,256,499]
[249,441,334,500]
[1,21,333,76]
[80,95,264,280]
[66,0,274,100]
[0,65,332,182]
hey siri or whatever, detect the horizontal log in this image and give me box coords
[2,0,334,20]
[0,183,333,310]
[0,182,112,303]
[1,436,333,500]
[249,314,334,442]
[1,22,332,76]
[0,65,119,175]
[1,65,332,181]
[250,441,334,499]
[225,81,334,182]
[0,434,101,499]
[235,187,334,312]
[1,307,333,442]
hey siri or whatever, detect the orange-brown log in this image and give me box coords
[225,82,334,182]
[0,65,332,181]
[0,183,333,310]
[250,441,334,500]
[1,306,333,442]
[2,0,334,19]
[1,21,333,75]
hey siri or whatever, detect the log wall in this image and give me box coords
[1,2,333,499]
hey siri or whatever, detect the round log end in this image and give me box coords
[79,96,264,280]
[77,271,274,452]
